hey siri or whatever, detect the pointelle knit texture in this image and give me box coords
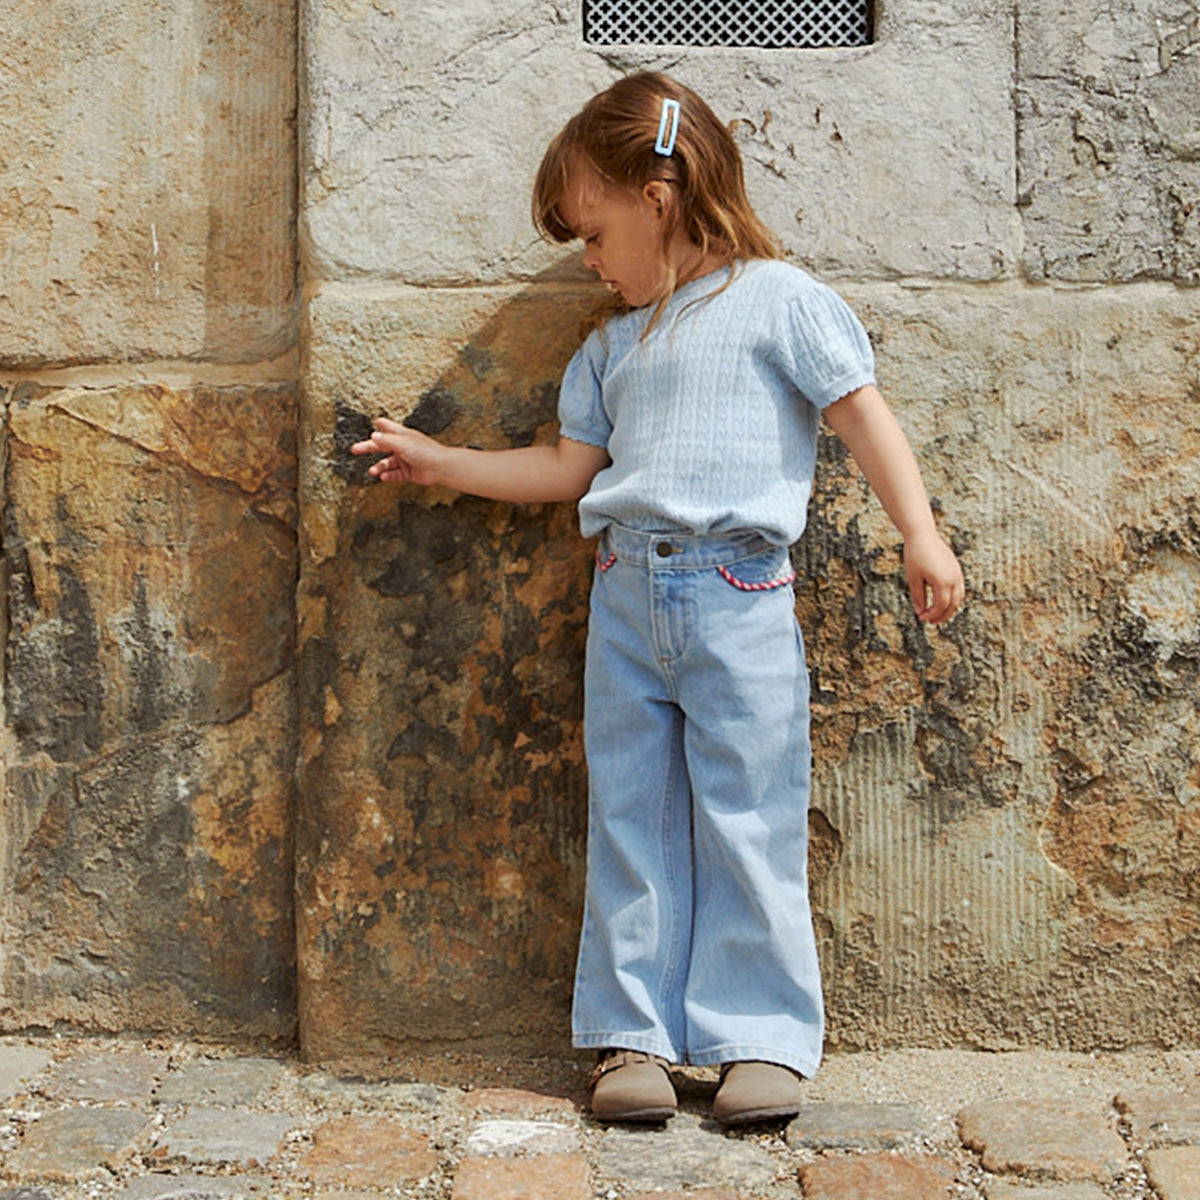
[557,259,877,546]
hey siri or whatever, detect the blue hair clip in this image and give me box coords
[655,98,680,157]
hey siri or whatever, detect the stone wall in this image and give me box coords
[296,0,1200,1060]
[0,0,299,1041]
[1,0,1197,1056]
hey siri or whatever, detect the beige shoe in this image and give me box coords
[589,1049,677,1122]
[712,1060,803,1125]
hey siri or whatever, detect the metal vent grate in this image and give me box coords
[583,0,873,48]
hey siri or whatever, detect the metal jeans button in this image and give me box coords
[656,542,675,557]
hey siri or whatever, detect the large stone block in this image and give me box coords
[297,284,598,1057]
[299,275,1200,1057]
[0,381,299,1039]
[805,281,1200,1049]
[1018,0,1200,283]
[0,0,297,367]
[301,0,1017,285]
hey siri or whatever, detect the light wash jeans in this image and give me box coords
[572,524,824,1078]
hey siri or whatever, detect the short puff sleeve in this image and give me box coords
[780,282,876,411]
[556,331,612,450]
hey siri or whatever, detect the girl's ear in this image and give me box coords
[642,180,673,220]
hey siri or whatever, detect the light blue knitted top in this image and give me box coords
[557,259,876,546]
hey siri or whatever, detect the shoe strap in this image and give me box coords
[590,1049,667,1086]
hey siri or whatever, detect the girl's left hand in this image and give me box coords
[903,531,965,624]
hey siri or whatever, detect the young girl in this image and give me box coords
[353,72,964,1125]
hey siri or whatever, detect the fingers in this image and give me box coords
[371,460,412,484]
[348,435,401,479]
[348,416,442,487]
[914,575,965,624]
[903,533,965,625]
[349,418,414,479]
[350,416,410,455]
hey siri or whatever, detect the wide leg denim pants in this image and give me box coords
[573,525,824,1078]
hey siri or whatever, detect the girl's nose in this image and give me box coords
[582,245,600,272]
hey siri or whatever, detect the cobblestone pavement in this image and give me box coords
[0,1036,1196,1200]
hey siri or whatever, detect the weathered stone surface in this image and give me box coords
[595,1117,778,1192]
[297,1072,451,1111]
[798,1152,956,1200]
[986,1185,1108,1200]
[155,1058,284,1109]
[0,1046,53,1100]
[297,266,1200,1057]
[0,0,297,367]
[451,1153,590,1200]
[785,1101,927,1150]
[301,2,1017,285]
[43,1047,167,1103]
[626,1192,744,1200]
[157,1109,299,1168]
[806,282,1200,1052]
[0,382,298,1041]
[1017,0,1200,283]
[957,1100,1127,1181]
[2,0,1198,1068]
[1115,1089,1200,1145]
[467,1087,580,1116]
[300,1117,439,1187]
[5,1108,148,1181]
[1144,1146,1200,1200]
[464,1118,579,1157]
[297,287,596,1057]
[116,1177,273,1200]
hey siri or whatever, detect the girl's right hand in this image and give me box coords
[351,417,446,487]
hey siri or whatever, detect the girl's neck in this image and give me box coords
[670,237,729,292]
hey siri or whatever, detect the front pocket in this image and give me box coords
[717,557,797,592]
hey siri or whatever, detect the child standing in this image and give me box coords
[353,72,964,1125]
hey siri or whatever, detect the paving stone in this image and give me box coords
[464,1118,579,1156]
[785,1101,927,1150]
[1144,1146,1200,1200]
[957,1100,1128,1181]
[1115,1089,1200,1146]
[0,1046,53,1100]
[595,1116,778,1192]
[798,1152,956,1200]
[301,1116,439,1188]
[626,1192,745,1200]
[467,1087,580,1115]
[299,1072,453,1111]
[451,1152,590,1200]
[115,1176,274,1199]
[312,1193,392,1200]
[386,1082,455,1110]
[156,1109,300,1167]
[6,1108,149,1182]
[43,1048,167,1104]
[985,1184,1108,1200]
[155,1057,283,1108]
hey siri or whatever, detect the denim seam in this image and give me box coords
[656,697,685,1045]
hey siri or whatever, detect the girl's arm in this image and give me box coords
[351,416,610,504]
[823,385,965,624]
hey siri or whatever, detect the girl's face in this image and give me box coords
[557,167,672,309]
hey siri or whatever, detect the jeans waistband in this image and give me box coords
[599,525,781,570]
